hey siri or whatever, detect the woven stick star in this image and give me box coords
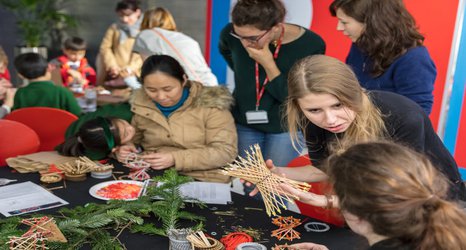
[125,153,151,180]
[222,144,311,216]
[7,216,65,250]
[271,216,302,241]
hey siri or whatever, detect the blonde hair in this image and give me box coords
[285,55,386,153]
[327,141,466,249]
[0,46,8,65]
[140,7,177,31]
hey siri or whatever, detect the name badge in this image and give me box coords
[246,110,269,124]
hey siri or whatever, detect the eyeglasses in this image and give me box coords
[230,28,271,44]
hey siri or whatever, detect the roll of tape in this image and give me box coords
[235,242,267,250]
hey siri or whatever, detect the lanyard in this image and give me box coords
[255,25,284,110]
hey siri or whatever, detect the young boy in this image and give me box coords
[50,37,96,90]
[13,53,82,116]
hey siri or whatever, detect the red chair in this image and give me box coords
[0,120,40,166]
[5,107,78,151]
[287,155,345,226]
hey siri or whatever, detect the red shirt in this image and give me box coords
[0,68,11,81]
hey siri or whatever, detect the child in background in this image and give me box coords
[0,46,15,118]
[13,53,82,116]
[50,37,96,91]
[0,46,13,87]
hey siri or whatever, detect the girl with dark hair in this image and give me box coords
[287,142,466,250]
[57,116,135,160]
[329,0,436,114]
[114,55,237,183]
[218,0,325,176]
[97,0,143,84]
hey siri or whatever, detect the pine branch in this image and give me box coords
[131,223,167,236]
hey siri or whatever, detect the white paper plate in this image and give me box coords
[89,180,144,201]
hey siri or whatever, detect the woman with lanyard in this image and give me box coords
[219,0,326,187]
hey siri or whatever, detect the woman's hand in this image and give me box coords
[244,42,274,66]
[141,152,175,170]
[114,144,138,162]
[242,159,283,196]
[279,183,327,208]
[287,242,329,250]
[244,42,281,80]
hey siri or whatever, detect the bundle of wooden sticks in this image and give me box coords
[57,156,113,175]
[186,231,223,250]
[222,144,311,216]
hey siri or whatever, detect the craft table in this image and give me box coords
[0,163,367,249]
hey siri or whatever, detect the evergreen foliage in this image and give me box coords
[0,169,205,249]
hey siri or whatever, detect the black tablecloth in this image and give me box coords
[0,163,367,249]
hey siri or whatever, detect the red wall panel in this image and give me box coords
[311,0,460,129]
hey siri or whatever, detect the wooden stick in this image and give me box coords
[47,186,64,191]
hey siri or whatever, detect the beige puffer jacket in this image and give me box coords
[99,24,142,73]
[130,81,237,183]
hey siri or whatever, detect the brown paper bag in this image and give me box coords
[6,151,76,173]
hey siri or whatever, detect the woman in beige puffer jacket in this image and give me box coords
[116,55,237,183]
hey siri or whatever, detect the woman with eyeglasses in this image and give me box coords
[219,0,325,187]
[96,0,144,85]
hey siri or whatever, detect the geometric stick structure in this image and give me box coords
[7,216,67,249]
[125,153,151,181]
[271,216,302,241]
[222,144,311,216]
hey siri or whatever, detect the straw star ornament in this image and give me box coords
[222,144,311,216]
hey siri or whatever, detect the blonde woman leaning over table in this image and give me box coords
[283,142,466,250]
[131,7,218,87]
[114,55,237,183]
[249,55,465,201]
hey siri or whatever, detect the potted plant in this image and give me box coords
[0,0,77,58]
[132,169,206,250]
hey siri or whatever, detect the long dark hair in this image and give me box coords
[140,55,186,83]
[327,142,466,249]
[231,0,286,30]
[330,0,424,76]
[57,117,121,157]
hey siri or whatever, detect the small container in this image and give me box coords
[40,173,63,184]
[84,88,97,112]
[235,243,266,250]
[91,170,113,179]
[65,173,87,182]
